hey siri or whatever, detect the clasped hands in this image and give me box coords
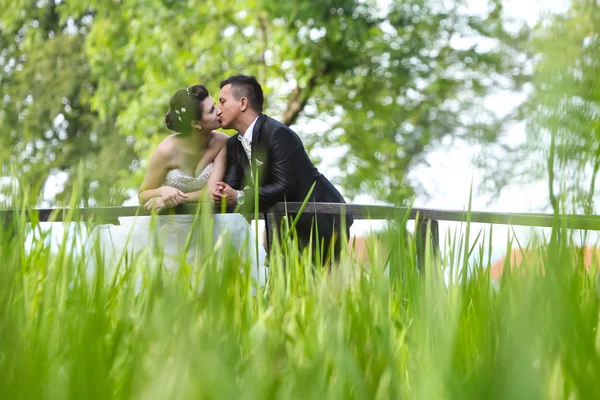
[211,182,238,208]
[144,182,239,212]
[144,186,188,213]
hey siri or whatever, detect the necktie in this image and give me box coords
[239,135,252,161]
[239,135,253,181]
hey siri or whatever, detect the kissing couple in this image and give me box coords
[88,75,353,285]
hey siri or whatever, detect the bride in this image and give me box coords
[86,84,267,287]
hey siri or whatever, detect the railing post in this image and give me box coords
[265,211,286,254]
[416,218,439,271]
[265,212,275,254]
[1,213,13,235]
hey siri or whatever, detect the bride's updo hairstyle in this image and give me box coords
[165,85,210,134]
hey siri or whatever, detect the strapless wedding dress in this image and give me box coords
[85,163,268,288]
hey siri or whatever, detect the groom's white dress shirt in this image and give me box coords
[238,116,259,183]
[236,116,259,198]
[238,116,258,162]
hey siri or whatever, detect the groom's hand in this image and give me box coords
[213,182,238,208]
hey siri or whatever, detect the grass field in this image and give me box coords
[1,201,600,400]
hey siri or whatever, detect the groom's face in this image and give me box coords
[217,84,241,130]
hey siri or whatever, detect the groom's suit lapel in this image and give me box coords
[250,114,266,177]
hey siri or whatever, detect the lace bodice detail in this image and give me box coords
[163,163,213,193]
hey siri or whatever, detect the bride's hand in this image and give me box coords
[144,198,167,213]
[159,186,188,207]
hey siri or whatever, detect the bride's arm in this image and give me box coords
[206,144,227,194]
[183,143,227,203]
[138,145,186,205]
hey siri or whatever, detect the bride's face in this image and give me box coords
[198,98,221,131]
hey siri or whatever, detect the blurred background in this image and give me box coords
[1,0,597,261]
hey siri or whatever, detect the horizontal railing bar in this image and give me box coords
[0,204,219,224]
[1,202,600,230]
[267,203,600,230]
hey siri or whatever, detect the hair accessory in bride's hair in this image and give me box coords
[166,85,209,133]
[185,88,196,115]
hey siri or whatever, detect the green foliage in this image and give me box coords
[530,0,600,214]
[0,0,136,206]
[1,0,529,205]
[325,0,530,203]
[482,0,600,214]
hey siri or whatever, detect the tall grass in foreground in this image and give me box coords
[2,206,600,399]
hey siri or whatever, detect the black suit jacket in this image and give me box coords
[223,114,351,218]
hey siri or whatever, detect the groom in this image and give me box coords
[211,74,353,262]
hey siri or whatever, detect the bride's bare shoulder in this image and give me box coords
[153,135,179,159]
[209,131,230,148]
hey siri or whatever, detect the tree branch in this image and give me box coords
[281,63,332,126]
[584,140,600,214]
[547,129,558,214]
[257,14,268,85]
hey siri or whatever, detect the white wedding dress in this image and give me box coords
[85,163,268,288]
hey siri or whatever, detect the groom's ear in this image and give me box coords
[239,97,249,112]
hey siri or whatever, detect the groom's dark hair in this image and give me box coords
[220,75,264,113]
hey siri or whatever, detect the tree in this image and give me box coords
[2,0,529,206]
[321,0,530,203]
[0,0,136,206]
